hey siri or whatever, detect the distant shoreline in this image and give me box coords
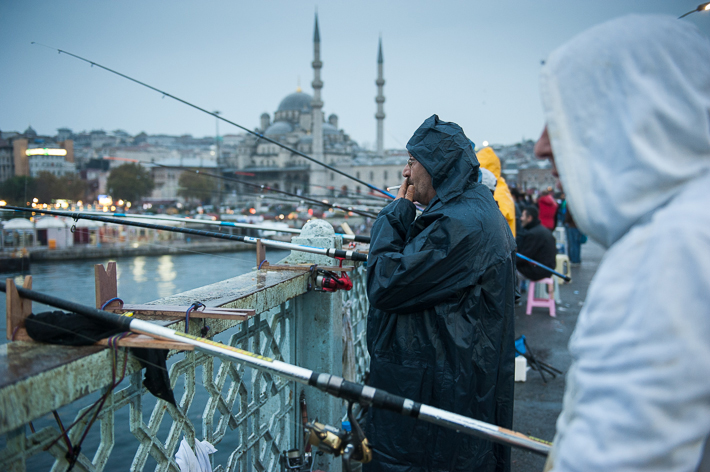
[24,240,259,262]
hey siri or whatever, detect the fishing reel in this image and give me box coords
[305,402,372,472]
[279,448,314,472]
[311,258,353,292]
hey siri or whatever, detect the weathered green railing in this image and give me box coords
[0,221,370,472]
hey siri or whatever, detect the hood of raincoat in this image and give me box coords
[476,147,501,178]
[539,14,710,248]
[477,146,517,236]
[406,114,479,203]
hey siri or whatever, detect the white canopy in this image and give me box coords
[35,217,68,229]
[3,218,35,230]
[74,219,104,228]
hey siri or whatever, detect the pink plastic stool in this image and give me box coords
[526,277,556,317]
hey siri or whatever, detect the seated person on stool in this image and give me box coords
[517,206,557,282]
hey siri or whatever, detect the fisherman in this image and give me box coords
[535,15,710,471]
[365,115,516,472]
[516,206,557,282]
[477,146,517,237]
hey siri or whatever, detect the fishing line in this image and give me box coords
[154,164,379,218]
[2,206,369,262]
[88,210,371,243]
[96,233,276,265]
[31,43,395,199]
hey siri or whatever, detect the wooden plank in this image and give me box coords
[106,305,256,320]
[95,333,194,350]
[95,262,120,310]
[256,239,266,268]
[6,276,33,342]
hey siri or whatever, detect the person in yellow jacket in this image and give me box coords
[476,147,516,237]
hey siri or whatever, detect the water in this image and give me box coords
[1,248,291,469]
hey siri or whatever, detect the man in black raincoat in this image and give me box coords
[365,115,516,472]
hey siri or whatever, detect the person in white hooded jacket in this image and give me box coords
[535,15,710,471]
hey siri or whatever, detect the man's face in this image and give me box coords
[402,153,436,205]
[534,126,558,178]
[521,210,532,226]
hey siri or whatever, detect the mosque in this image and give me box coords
[223,15,407,197]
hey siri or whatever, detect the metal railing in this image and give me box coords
[0,252,369,471]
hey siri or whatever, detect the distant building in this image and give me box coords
[517,164,556,192]
[147,157,218,202]
[1,127,77,179]
[0,137,14,182]
[493,140,556,191]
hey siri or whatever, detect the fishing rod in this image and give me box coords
[154,164,379,218]
[517,254,571,282]
[33,43,396,200]
[1,206,367,262]
[173,169,386,215]
[78,211,371,243]
[0,280,550,457]
[11,206,570,279]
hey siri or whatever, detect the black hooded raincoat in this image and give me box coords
[365,115,516,472]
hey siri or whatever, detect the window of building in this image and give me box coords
[356,171,360,179]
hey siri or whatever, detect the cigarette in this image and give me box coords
[387,185,402,191]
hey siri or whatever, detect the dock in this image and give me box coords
[512,240,606,471]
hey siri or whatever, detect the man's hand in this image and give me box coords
[395,178,415,202]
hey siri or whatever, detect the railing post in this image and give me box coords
[285,219,343,472]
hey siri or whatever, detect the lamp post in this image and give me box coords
[679,2,710,18]
[214,110,222,214]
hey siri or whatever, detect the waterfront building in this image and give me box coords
[147,157,219,203]
[0,137,14,183]
[0,127,77,179]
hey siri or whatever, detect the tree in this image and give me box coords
[0,176,37,205]
[177,171,217,205]
[107,163,154,203]
[33,172,88,203]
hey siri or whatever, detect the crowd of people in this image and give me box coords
[363,13,709,472]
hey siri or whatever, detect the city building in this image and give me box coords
[0,137,14,182]
[0,127,77,179]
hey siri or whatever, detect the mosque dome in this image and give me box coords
[322,123,339,135]
[264,121,293,136]
[277,91,313,112]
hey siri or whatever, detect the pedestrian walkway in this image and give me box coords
[511,239,606,471]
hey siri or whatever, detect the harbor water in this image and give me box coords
[0,249,290,470]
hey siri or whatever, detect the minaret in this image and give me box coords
[311,13,324,165]
[375,37,385,156]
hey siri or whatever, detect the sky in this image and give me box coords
[1,1,709,149]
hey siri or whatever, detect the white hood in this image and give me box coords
[540,14,710,248]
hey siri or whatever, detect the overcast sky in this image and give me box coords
[2,1,708,149]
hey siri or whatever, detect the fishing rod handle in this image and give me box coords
[327,249,368,262]
[0,280,132,331]
[308,373,550,456]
